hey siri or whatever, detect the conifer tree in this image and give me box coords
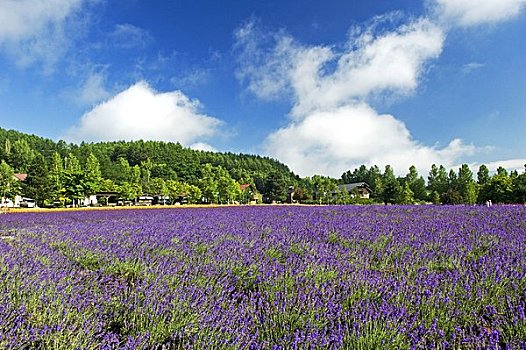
[24,153,52,207]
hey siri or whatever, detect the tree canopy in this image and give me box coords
[1,127,525,206]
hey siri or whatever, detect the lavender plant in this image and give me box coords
[0,205,525,349]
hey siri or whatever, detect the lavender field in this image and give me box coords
[1,206,525,349]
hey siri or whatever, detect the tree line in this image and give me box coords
[1,127,525,206]
[336,163,526,205]
[0,128,299,206]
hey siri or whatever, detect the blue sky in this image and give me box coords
[0,0,525,177]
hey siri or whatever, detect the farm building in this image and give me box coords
[1,173,29,208]
[239,183,262,204]
[335,182,372,199]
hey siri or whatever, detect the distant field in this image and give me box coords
[1,206,525,349]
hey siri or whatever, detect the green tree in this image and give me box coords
[198,163,219,203]
[265,170,288,203]
[84,153,102,196]
[63,153,87,206]
[487,169,513,203]
[24,153,52,207]
[366,165,382,197]
[448,169,458,191]
[100,179,116,192]
[427,164,448,202]
[48,152,65,204]
[311,175,336,204]
[440,169,463,204]
[3,139,11,161]
[0,160,20,201]
[457,164,477,204]
[441,188,463,204]
[180,183,202,204]
[395,181,414,204]
[380,165,400,205]
[292,185,310,202]
[115,157,132,184]
[512,165,526,203]
[65,153,82,175]
[218,175,240,204]
[477,165,490,185]
[140,159,153,193]
[429,190,441,205]
[149,177,168,196]
[335,187,351,204]
[118,182,142,202]
[405,165,427,202]
[496,166,508,177]
[342,165,368,184]
[131,165,141,186]
[477,164,491,203]
[63,172,87,207]
[166,179,183,203]
[11,139,34,173]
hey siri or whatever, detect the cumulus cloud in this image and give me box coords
[64,81,222,145]
[433,0,526,26]
[236,18,444,118]
[0,0,85,70]
[236,19,478,177]
[265,104,475,177]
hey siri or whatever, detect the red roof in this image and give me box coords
[14,173,27,181]
[239,184,251,191]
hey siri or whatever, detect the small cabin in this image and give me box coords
[239,183,262,204]
[336,182,372,199]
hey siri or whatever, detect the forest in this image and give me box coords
[0,127,525,207]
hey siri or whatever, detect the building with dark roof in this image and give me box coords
[335,182,372,199]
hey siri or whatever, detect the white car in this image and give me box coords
[20,198,36,208]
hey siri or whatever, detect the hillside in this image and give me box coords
[0,127,300,204]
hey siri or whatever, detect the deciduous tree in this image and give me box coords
[0,160,19,201]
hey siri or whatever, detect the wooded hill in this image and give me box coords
[0,127,300,206]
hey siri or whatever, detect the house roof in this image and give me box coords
[96,191,119,196]
[338,182,372,193]
[13,173,27,181]
[239,184,251,191]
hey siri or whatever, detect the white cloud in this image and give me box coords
[469,159,526,173]
[189,142,218,152]
[265,104,475,177]
[0,0,85,70]
[236,19,477,177]
[110,24,153,49]
[235,22,296,101]
[292,19,444,118]
[64,81,223,145]
[433,0,526,26]
[236,18,444,118]
[76,71,111,106]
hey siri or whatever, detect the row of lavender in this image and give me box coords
[1,206,525,349]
